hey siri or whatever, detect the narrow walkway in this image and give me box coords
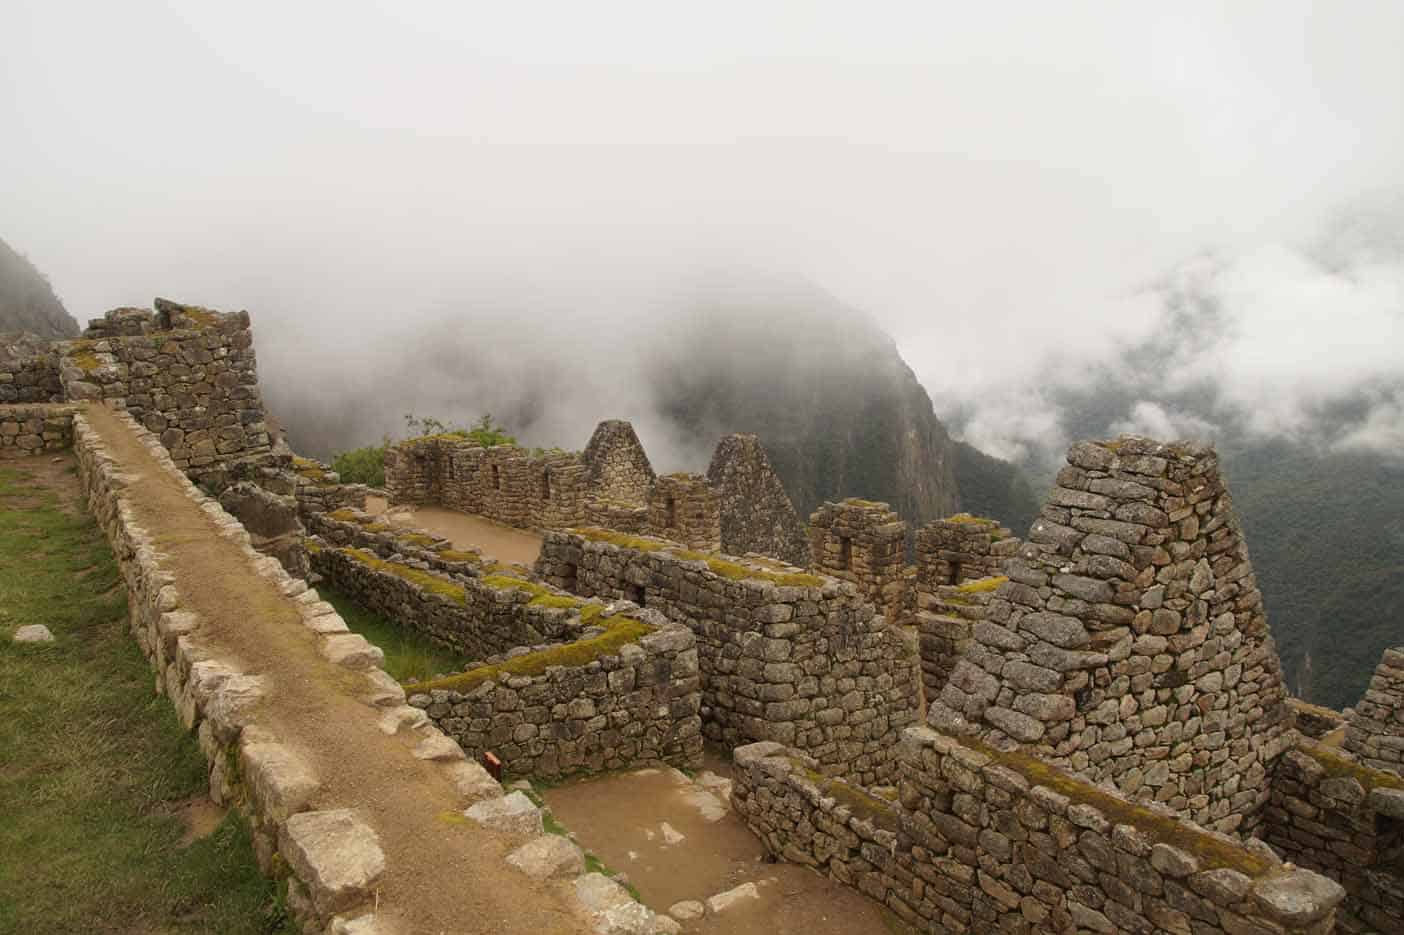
[366,495,544,567]
[83,406,587,935]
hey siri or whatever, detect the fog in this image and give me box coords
[4,2,1402,468]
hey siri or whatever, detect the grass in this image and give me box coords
[318,584,469,683]
[342,547,466,603]
[0,461,294,935]
[956,576,1007,594]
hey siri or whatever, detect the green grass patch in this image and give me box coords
[592,535,823,588]
[0,461,294,935]
[956,576,1007,594]
[318,585,469,683]
[405,617,655,694]
[1298,739,1404,792]
[943,512,999,526]
[572,527,669,552]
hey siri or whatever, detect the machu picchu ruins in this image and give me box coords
[5,299,1403,935]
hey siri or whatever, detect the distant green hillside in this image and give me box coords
[0,237,78,339]
[1228,443,1404,710]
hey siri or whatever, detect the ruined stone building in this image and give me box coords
[6,300,1404,934]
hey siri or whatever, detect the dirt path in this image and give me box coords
[366,496,544,567]
[541,751,897,935]
[82,406,587,935]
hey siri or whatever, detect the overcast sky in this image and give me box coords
[4,2,1402,462]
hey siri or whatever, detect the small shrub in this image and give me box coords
[330,444,387,488]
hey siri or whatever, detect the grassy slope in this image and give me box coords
[318,584,468,682]
[0,461,292,935]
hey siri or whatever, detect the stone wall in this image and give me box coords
[914,514,1021,588]
[646,472,720,551]
[927,435,1293,835]
[808,499,909,621]
[0,403,76,452]
[580,418,654,507]
[406,612,703,779]
[0,333,62,404]
[1344,646,1404,774]
[911,576,1002,705]
[57,299,271,489]
[536,529,920,785]
[733,732,1345,934]
[69,406,514,934]
[304,507,490,578]
[706,433,808,566]
[309,541,586,664]
[1261,739,1404,933]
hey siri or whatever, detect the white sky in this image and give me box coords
[3,1,1402,458]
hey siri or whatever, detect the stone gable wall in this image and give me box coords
[914,515,1021,588]
[1343,646,1404,774]
[0,334,62,404]
[1261,740,1404,933]
[536,529,920,785]
[706,432,809,566]
[927,436,1292,835]
[733,733,1344,934]
[56,299,271,489]
[580,418,655,506]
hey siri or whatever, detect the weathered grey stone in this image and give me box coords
[241,741,319,823]
[505,834,585,880]
[705,882,759,914]
[667,900,704,921]
[12,624,55,643]
[464,791,542,836]
[278,809,385,918]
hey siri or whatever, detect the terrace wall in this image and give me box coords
[0,334,62,404]
[0,402,76,452]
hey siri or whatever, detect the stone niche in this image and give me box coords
[646,473,719,551]
[706,433,808,567]
[808,499,909,622]
[927,435,1292,835]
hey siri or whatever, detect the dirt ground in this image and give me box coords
[365,495,544,567]
[541,749,899,935]
[82,406,592,935]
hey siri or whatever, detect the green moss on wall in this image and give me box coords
[342,547,466,603]
[404,616,655,694]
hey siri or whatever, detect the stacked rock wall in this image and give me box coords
[0,403,76,452]
[536,529,920,785]
[733,733,1344,934]
[1343,646,1404,774]
[56,299,271,489]
[927,436,1292,835]
[69,406,517,934]
[405,614,704,779]
[1261,739,1404,933]
[580,418,654,506]
[808,499,909,621]
[308,542,583,663]
[646,472,720,551]
[0,333,62,403]
[706,433,809,567]
[911,577,1002,705]
[914,514,1020,587]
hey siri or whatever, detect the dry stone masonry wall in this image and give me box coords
[808,499,910,622]
[915,514,1021,588]
[1343,647,1404,775]
[733,732,1346,934]
[927,436,1293,836]
[706,432,809,566]
[536,528,920,785]
[405,611,704,779]
[0,402,76,452]
[1260,739,1404,933]
[646,472,720,551]
[0,333,62,403]
[57,299,271,489]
